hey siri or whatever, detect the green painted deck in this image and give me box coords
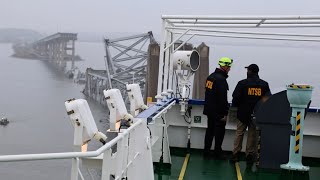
[154,148,320,180]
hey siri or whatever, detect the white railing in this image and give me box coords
[0,119,154,180]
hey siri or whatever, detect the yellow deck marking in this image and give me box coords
[235,162,243,180]
[178,153,190,180]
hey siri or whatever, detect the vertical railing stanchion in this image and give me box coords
[101,149,113,180]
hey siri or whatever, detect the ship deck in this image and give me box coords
[154,148,320,180]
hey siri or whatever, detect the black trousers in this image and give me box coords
[204,114,226,152]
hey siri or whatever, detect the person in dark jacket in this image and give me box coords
[203,57,233,157]
[231,64,271,164]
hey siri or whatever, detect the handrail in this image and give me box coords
[162,15,320,20]
[152,100,176,121]
[162,15,320,31]
[0,119,143,162]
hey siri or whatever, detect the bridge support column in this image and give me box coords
[71,40,75,69]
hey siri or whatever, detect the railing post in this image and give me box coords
[71,158,80,180]
[101,149,113,180]
[71,120,83,180]
[122,132,129,178]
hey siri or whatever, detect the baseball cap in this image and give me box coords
[245,64,259,73]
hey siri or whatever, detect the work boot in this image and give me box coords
[231,153,240,163]
[213,149,227,160]
[246,154,255,165]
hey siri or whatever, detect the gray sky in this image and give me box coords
[1,0,320,34]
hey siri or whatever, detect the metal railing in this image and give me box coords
[0,119,154,180]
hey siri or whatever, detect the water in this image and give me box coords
[0,43,107,180]
[0,41,319,179]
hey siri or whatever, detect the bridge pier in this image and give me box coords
[11,33,78,68]
[71,40,75,69]
[11,33,82,80]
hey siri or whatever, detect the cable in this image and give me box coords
[183,115,191,124]
[186,85,191,99]
[183,106,192,124]
[184,111,190,118]
[176,71,183,98]
[160,116,166,163]
[174,71,182,98]
[147,126,152,138]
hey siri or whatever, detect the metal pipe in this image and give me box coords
[168,20,262,24]
[173,24,320,28]
[164,29,190,51]
[157,19,167,101]
[173,32,320,42]
[162,15,320,20]
[0,120,143,162]
[167,32,174,93]
[167,27,320,38]
[172,34,195,54]
[168,20,320,25]
[162,30,172,94]
[78,168,85,180]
